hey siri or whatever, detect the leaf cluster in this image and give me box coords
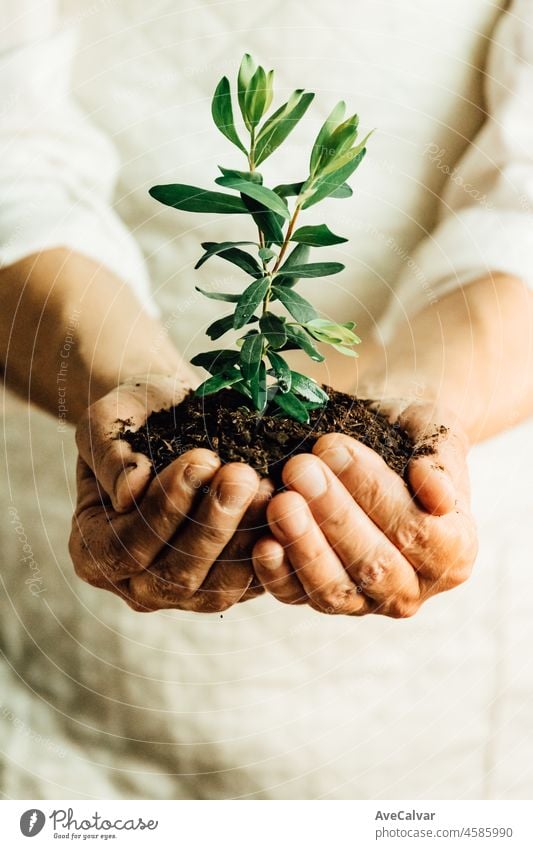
[149,55,371,423]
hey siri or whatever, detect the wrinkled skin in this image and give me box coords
[72,380,477,617]
[70,376,271,612]
[252,401,478,618]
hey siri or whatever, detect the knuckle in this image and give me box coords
[194,593,235,614]
[150,564,192,600]
[396,514,432,552]
[354,550,393,589]
[386,597,421,619]
[324,506,351,536]
[316,585,359,615]
[199,522,232,549]
[123,594,157,613]
[354,473,381,508]
[100,535,126,574]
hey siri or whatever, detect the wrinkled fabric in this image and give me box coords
[1,0,532,800]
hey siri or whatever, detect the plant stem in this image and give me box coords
[272,204,301,274]
[262,274,272,316]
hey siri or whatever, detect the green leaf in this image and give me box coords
[264,69,274,113]
[330,182,353,199]
[320,131,373,177]
[254,91,315,166]
[272,285,318,323]
[273,390,309,424]
[273,181,304,198]
[302,147,367,208]
[190,349,240,373]
[274,243,310,288]
[332,343,359,357]
[305,318,361,346]
[232,380,252,401]
[310,101,346,175]
[215,175,290,219]
[195,286,240,302]
[195,240,258,269]
[241,194,285,244]
[245,65,268,129]
[211,76,247,154]
[198,245,262,277]
[149,184,248,215]
[326,114,359,158]
[259,312,287,349]
[234,277,270,329]
[218,166,263,184]
[206,313,237,341]
[250,361,267,412]
[283,324,324,361]
[267,351,291,392]
[290,224,348,247]
[290,372,329,403]
[240,332,264,381]
[195,368,242,396]
[238,53,256,130]
[258,246,275,262]
[315,114,360,175]
[276,261,345,278]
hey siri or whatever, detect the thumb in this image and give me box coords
[399,404,470,516]
[76,375,189,512]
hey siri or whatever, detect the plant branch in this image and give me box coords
[272,204,301,274]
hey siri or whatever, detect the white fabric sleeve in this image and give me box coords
[0,0,156,315]
[379,0,533,341]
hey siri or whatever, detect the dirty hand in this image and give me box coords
[70,375,270,612]
[253,400,478,618]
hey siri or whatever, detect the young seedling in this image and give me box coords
[149,54,372,424]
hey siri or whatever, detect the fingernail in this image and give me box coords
[274,501,309,541]
[291,459,329,498]
[184,458,219,490]
[216,479,256,511]
[320,445,353,475]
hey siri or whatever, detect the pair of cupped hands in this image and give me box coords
[70,375,478,618]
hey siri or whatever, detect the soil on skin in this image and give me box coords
[121,387,429,485]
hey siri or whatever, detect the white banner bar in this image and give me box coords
[1,799,532,847]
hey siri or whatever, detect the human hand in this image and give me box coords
[70,375,271,612]
[252,400,477,618]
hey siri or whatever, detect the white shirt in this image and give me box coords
[2,0,533,348]
[1,0,533,801]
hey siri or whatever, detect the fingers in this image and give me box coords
[70,449,220,585]
[265,491,371,615]
[398,402,470,515]
[280,455,421,616]
[76,375,189,511]
[253,536,308,605]
[128,463,260,609]
[186,476,274,612]
[313,433,477,584]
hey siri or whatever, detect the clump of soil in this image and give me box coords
[121,387,424,485]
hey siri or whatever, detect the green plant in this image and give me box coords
[149,54,372,424]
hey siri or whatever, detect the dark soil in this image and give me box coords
[121,387,426,485]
